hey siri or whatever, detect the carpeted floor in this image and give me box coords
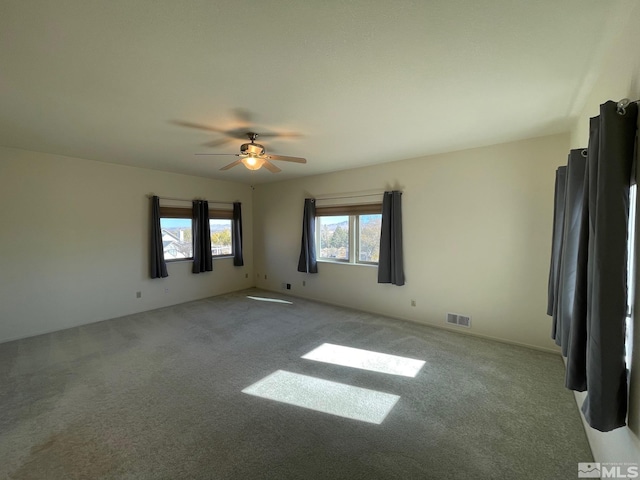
[0,288,592,479]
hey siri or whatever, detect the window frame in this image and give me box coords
[159,205,234,262]
[315,203,382,266]
[317,215,351,263]
[625,184,636,368]
[209,216,234,258]
[356,214,381,265]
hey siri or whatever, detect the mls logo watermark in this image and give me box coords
[578,462,639,478]
[579,463,601,478]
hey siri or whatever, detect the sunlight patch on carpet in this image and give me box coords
[242,370,400,424]
[246,296,292,304]
[302,343,425,377]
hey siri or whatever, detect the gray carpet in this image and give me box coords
[0,288,592,479]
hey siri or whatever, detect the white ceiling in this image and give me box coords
[0,1,632,184]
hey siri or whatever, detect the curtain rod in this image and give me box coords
[147,194,234,205]
[314,190,396,201]
[616,98,639,115]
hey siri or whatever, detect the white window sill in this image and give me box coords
[317,259,378,268]
[166,255,234,264]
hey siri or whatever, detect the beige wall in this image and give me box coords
[254,133,568,352]
[568,2,640,464]
[0,146,253,343]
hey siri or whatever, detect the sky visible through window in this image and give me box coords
[321,215,380,226]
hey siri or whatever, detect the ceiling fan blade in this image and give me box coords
[220,159,243,171]
[195,153,240,156]
[262,159,282,173]
[202,138,234,148]
[264,154,307,164]
[257,132,303,139]
[171,120,225,133]
[232,108,254,124]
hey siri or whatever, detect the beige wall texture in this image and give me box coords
[0,146,253,343]
[253,133,568,353]
[567,2,640,465]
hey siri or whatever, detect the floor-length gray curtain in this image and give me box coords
[548,166,567,320]
[150,196,168,279]
[565,120,598,393]
[548,100,638,432]
[554,150,587,356]
[378,191,405,286]
[297,198,317,273]
[233,202,244,267]
[192,200,213,274]
[580,100,637,431]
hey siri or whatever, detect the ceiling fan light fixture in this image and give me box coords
[242,155,265,170]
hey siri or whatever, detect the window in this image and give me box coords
[210,219,233,256]
[159,205,234,261]
[318,216,349,261]
[316,204,382,265]
[358,214,382,263]
[625,184,636,368]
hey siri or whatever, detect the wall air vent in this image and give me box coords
[446,312,471,328]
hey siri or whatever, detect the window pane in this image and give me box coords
[318,216,349,260]
[160,218,193,259]
[358,214,381,263]
[210,219,233,256]
[625,184,636,367]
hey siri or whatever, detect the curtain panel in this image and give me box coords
[547,100,638,432]
[565,120,599,393]
[554,150,587,356]
[547,166,567,318]
[150,196,168,279]
[377,191,405,286]
[297,198,318,273]
[192,200,213,274]
[233,202,244,266]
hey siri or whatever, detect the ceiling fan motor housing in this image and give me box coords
[240,142,265,156]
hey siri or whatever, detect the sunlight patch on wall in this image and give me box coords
[302,343,425,377]
[246,296,293,304]
[242,370,400,424]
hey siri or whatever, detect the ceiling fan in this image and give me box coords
[172,109,302,148]
[195,132,307,173]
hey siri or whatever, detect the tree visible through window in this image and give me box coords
[210,219,232,257]
[316,212,381,264]
[319,216,349,260]
[359,214,382,263]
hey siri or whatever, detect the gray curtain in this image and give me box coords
[580,100,637,431]
[548,100,637,431]
[554,150,587,356]
[192,200,213,274]
[547,166,567,318]
[565,121,598,392]
[233,202,244,267]
[297,198,318,273]
[150,196,168,279]
[378,191,405,286]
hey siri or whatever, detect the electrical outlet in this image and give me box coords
[136,291,142,299]
[411,299,416,307]
[286,283,291,290]
[245,273,248,278]
[303,280,306,287]
[165,288,169,294]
